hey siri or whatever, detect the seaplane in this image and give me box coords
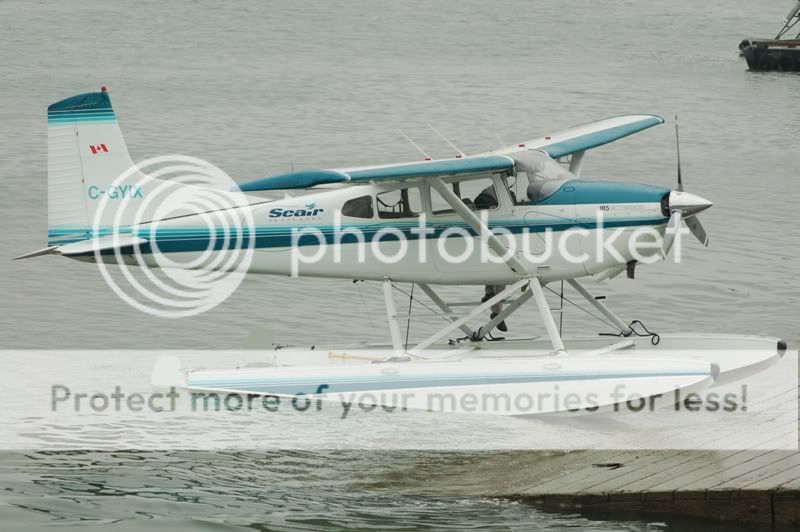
[17,87,788,416]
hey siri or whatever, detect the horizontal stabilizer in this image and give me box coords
[12,246,60,261]
[57,234,148,256]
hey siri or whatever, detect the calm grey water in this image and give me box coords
[1,0,798,529]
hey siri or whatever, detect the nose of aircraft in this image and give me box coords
[667,190,713,216]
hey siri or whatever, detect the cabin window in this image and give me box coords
[376,187,422,218]
[341,195,374,218]
[429,177,499,215]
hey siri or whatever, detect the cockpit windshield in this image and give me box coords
[507,150,577,205]
[515,150,576,182]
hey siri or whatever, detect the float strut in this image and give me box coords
[566,278,632,336]
[476,286,533,340]
[409,279,529,356]
[382,278,405,356]
[417,283,475,338]
[530,277,566,354]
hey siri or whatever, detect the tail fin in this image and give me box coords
[45,88,259,253]
[47,87,145,245]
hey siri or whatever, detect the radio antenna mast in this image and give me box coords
[427,123,465,158]
[398,129,432,160]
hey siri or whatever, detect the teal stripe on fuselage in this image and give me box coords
[48,216,668,253]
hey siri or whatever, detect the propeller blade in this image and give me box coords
[686,216,709,247]
[662,210,683,257]
[675,115,684,192]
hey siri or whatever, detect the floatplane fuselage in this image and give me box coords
[32,88,712,288]
[19,87,790,418]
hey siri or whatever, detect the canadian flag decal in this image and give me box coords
[89,144,109,154]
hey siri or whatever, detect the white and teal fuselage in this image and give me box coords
[54,177,670,285]
[42,88,692,285]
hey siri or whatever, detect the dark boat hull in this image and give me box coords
[739,39,800,71]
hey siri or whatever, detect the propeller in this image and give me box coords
[675,115,684,192]
[662,116,711,256]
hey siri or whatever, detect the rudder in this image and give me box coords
[47,87,143,245]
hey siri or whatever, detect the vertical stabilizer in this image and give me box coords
[47,87,142,245]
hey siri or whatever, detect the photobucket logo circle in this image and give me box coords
[92,155,254,318]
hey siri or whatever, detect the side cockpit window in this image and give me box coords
[377,187,422,218]
[342,195,374,218]
[429,177,500,215]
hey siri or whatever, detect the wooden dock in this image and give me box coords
[401,350,799,527]
[505,449,800,527]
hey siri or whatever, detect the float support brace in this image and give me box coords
[409,279,529,356]
[530,277,567,354]
[417,283,475,338]
[566,278,632,335]
[476,284,533,339]
[382,278,405,355]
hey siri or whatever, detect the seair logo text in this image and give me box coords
[268,202,324,218]
[88,185,144,200]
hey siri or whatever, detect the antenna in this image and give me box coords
[398,129,432,160]
[484,115,506,148]
[674,115,684,192]
[426,123,465,158]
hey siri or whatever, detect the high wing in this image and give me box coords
[499,114,665,159]
[237,155,515,192]
[236,114,664,192]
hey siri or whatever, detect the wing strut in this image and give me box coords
[568,150,586,177]
[429,177,528,276]
[385,179,569,354]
